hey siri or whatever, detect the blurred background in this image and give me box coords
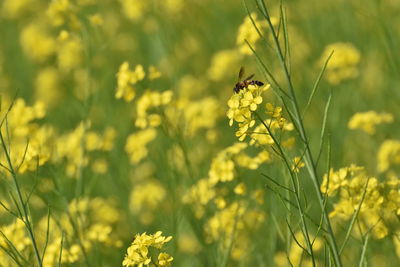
[0,0,400,266]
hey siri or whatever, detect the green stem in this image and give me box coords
[254,112,316,266]
[0,131,43,267]
[259,3,342,266]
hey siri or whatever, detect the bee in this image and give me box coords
[233,66,264,93]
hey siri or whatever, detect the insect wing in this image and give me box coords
[244,74,255,81]
[238,66,245,81]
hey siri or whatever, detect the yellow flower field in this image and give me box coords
[1,0,400,266]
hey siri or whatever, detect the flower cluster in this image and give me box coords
[227,84,270,141]
[321,165,400,239]
[0,220,30,261]
[377,140,400,172]
[183,142,270,216]
[207,49,243,81]
[115,62,145,102]
[274,232,323,267]
[165,76,222,140]
[0,98,53,174]
[129,179,167,225]
[348,110,393,135]
[118,0,149,22]
[291,156,305,173]
[125,128,157,165]
[40,197,122,266]
[236,12,277,55]
[135,90,173,129]
[183,142,268,261]
[204,201,265,260]
[122,231,173,267]
[319,42,361,85]
[54,122,117,177]
[57,32,83,73]
[249,104,294,147]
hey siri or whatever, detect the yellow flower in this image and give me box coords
[152,231,173,249]
[115,62,145,102]
[207,49,242,81]
[348,111,393,135]
[0,98,54,175]
[129,180,167,225]
[227,82,269,142]
[46,0,79,28]
[148,65,161,80]
[291,157,305,173]
[235,150,270,170]
[135,90,173,129]
[241,91,262,111]
[158,253,173,267]
[2,0,36,19]
[234,183,247,195]
[0,220,30,251]
[182,178,216,218]
[20,22,56,62]
[321,165,400,239]
[377,140,400,172]
[57,33,83,72]
[319,42,361,85]
[236,13,270,55]
[122,232,173,267]
[34,67,62,108]
[125,128,157,164]
[266,103,282,118]
[88,13,103,26]
[119,0,148,22]
[178,234,201,254]
[122,245,150,267]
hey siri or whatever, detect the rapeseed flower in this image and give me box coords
[0,98,54,174]
[204,201,265,261]
[2,0,36,19]
[321,165,400,239]
[34,67,62,108]
[158,252,173,267]
[135,90,173,129]
[125,128,157,164]
[116,62,145,102]
[129,180,167,225]
[377,140,400,172]
[166,97,221,137]
[227,84,270,141]
[20,22,56,63]
[46,0,80,28]
[319,42,361,85]
[291,156,305,173]
[207,49,242,81]
[348,111,393,134]
[119,0,148,22]
[182,178,216,218]
[39,197,123,265]
[88,13,103,26]
[236,13,273,55]
[122,232,172,267]
[148,65,161,80]
[57,34,83,72]
[274,232,323,267]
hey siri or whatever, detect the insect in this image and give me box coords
[233,66,264,93]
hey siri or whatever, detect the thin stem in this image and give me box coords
[255,112,316,265]
[258,2,342,265]
[0,131,43,267]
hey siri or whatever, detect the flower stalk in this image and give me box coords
[257,1,343,266]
